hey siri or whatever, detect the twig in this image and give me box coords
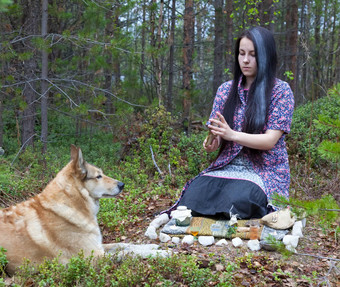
[294,252,340,262]
[149,145,163,178]
[11,134,37,166]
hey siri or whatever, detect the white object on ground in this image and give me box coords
[232,237,243,248]
[145,225,158,239]
[229,214,238,226]
[198,236,215,246]
[292,221,304,238]
[171,206,192,226]
[285,244,297,253]
[159,232,171,243]
[301,218,307,228]
[105,243,172,259]
[216,239,228,246]
[150,213,170,229]
[247,239,261,251]
[182,235,194,245]
[172,237,180,244]
[283,235,299,248]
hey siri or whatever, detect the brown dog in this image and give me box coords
[0,145,124,274]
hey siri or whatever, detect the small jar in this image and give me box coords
[171,206,192,226]
[249,226,259,240]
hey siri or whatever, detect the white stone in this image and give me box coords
[283,235,299,248]
[182,235,194,245]
[285,244,297,253]
[247,239,261,251]
[301,218,307,228]
[150,213,170,229]
[198,236,215,246]
[232,237,243,248]
[292,221,304,238]
[159,232,171,243]
[171,237,180,244]
[145,225,158,239]
[216,239,229,246]
[105,243,172,260]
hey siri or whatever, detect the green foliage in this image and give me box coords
[288,83,340,168]
[10,251,239,286]
[273,194,340,229]
[262,235,293,258]
[0,0,12,11]
[284,70,294,81]
[0,247,8,276]
[313,84,340,163]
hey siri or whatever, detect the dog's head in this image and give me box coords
[70,145,124,199]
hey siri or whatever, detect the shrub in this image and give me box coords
[287,83,340,168]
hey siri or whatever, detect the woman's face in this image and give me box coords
[238,37,257,85]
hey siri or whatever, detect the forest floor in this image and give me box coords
[102,194,340,286]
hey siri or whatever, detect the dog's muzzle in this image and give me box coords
[118,181,124,191]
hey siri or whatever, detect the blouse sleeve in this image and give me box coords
[206,81,233,125]
[266,80,295,134]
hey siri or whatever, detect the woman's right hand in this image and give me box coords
[203,135,220,152]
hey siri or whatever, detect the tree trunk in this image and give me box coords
[225,0,233,81]
[104,9,114,115]
[140,0,146,96]
[212,0,223,97]
[182,0,194,134]
[285,0,298,94]
[166,0,176,113]
[156,0,164,106]
[41,0,49,153]
[0,95,3,147]
[20,0,40,148]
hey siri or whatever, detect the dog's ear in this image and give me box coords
[70,145,87,179]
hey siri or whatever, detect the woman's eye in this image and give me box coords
[96,175,102,179]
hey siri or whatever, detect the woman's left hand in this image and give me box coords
[208,112,236,142]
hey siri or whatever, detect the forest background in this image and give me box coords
[0,0,339,286]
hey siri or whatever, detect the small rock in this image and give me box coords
[285,244,296,253]
[198,236,215,246]
[215,264,225,271]
[159,232,171,243]
[247,239,261,251]
[150,213,170,229]
[216,239,228,246]
[172,237,180,244]
[283,235,299,248]
[232,237,243,248]
[145,225,158,239]
[292,221,303,238]
[301,218,307,227]
[182,235,194,245]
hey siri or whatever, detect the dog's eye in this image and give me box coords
[96,175,102,179]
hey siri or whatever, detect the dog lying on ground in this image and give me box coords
[0,145,124,275]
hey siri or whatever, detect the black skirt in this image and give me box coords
[177,175,268,219]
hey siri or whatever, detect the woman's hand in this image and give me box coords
[208,112,236,142]
[203,134,220,152]
[208,111,284,150]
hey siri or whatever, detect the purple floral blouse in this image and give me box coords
[164,77,294,214]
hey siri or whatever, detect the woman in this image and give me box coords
[165,27,294,219]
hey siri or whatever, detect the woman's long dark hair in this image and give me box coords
[219,26,277,159]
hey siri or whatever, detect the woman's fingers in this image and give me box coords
[216,112,227,123]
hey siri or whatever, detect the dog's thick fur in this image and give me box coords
[0,145,124,274]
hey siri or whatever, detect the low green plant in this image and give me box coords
[288,82,340,168]
[0,247,8,277]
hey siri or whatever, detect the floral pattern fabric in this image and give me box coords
[164,77,294,214]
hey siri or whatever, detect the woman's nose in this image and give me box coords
[243,56,249,63]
